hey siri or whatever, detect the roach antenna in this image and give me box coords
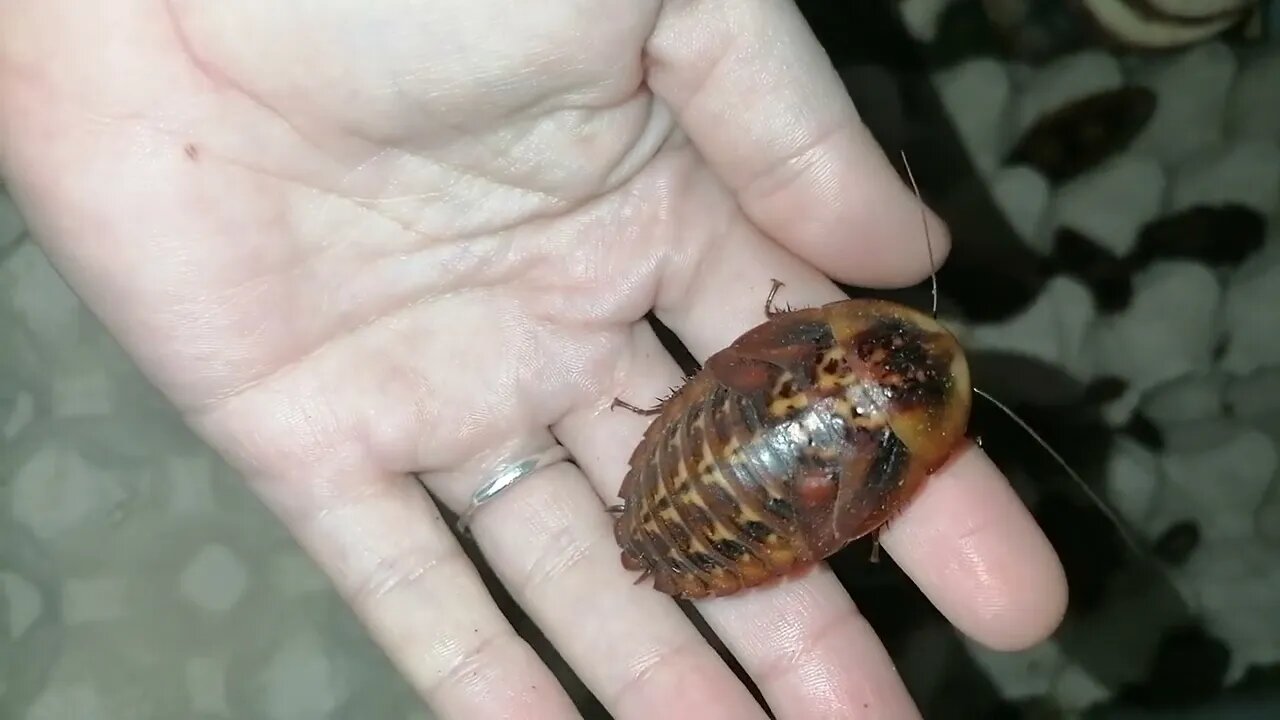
[900,150,939,320]
[970,386,1195,606]
[896,154,1188,603]
[973,387,1146,558]
[895,152,1144,555]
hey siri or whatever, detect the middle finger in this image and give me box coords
[554,322,922,719]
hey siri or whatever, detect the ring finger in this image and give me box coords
[420,433,772,720]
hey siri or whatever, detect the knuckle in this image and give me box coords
[428,625,528,699]
[345,540,458,611]
[609,633,702,708]
[512,523,599,598]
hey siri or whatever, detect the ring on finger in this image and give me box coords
[456,444,572,534]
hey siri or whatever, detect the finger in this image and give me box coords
[877,443,1068,651]
[658,210,854,359]
[555,323,923,719]
[645,0,950,288]
[427,439,770,720]
[655,221,1069,652]
[238,463,583,720]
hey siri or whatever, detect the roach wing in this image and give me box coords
[705,312,832,396]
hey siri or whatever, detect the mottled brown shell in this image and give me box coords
[613,297,972,600]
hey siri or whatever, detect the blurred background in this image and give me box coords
[3,1,1278,718]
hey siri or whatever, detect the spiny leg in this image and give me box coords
[869,525,887,563]
[610,397,665,416]
[611,381,686,416]
[765,278,791,317]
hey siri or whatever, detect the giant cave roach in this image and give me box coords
[607,156,1142,601]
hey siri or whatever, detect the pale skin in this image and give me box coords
[0,2,1068,718]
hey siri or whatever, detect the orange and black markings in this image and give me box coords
[612,294,972,600]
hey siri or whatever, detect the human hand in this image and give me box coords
[0,1,1067,718]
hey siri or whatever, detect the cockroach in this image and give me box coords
[609,286,972,599]
[608,154,1145,601]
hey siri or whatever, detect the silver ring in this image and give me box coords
[456,445,571,534]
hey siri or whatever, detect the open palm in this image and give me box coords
[1,1,1067,718]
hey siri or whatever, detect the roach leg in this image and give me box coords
[764,278,790,317]
[869,527,884,563]
[610,397,664,416]
[606,503,625,515]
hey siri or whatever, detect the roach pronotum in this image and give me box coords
[608,157,1141,601]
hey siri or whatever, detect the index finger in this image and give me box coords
[644,0,950,288]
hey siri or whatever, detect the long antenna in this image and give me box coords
[895,152,1182,596]
[899,150,939,319]
[971,386,1197,607]
[972,386,1145,556]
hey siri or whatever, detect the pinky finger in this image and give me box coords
[246,464,583,720]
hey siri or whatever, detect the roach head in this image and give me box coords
[837,298,973,473]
